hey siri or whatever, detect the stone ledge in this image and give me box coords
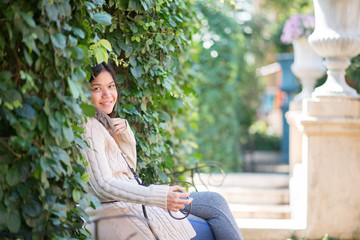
[303,97,360,118]
[237,218,306,240]
[230,203,291,219]
[191,173,289,189]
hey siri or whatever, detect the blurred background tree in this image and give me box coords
[190,0,261,172]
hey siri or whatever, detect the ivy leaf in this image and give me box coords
[72,189,81,202]
[94,47,108,64]
[129,22,138,33]
[80,103,95,117]
[72,125,84,133]
[156,168,168,183]
[51,33,67,50]
[72,28,85,39]
[162,77,173,90]
[62,126,74,144]
[159,111,171,121]
[52,203,67,218]
[67,79,80,99]
[50,146,71,168]
[129,56,137,67]
[99,39,112,51]
[40,157,52,172]
[23,49,33,66]
[15,103,36,119]
[165,157,174,168]
[6,167,19,186]
[69,46,85,60]
[85,1,96,9]
[80,172,90,183]
[68,35,77,45]
[90,195,101,209]
[123,104,140,116]
[92,0,105,5]
[130,66,142,79]
[7,210,21,233]
[23,197,42,217]
[92,13,112,26]
[45,1,59,22]
[140,0,149,11]
[19,11,36,28]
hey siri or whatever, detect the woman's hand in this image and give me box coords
[166,186,193,212]
[111,118,127,134]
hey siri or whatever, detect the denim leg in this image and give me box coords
[186,192,244,240]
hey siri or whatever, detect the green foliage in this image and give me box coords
[248,121,280,151]
[94,0,200,184]
[0,0,108,238]
[347,55,360,93]
[1,0,200,237]
[191,0,261,172]
[250,0,313,64]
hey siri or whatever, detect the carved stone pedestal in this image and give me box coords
[299,97,360,239]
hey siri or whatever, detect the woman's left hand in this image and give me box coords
[112,118,127,134]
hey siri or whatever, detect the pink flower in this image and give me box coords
[280,14,315,44]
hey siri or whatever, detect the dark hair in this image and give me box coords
[90,61,116,82]
[90,62,119,118]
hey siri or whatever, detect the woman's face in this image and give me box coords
[90,70,118,115]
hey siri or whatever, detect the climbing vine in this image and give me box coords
[98,0,199,184]
[0,0,198,238]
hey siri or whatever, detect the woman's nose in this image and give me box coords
[102,88,111,97]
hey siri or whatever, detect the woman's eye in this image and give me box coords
[109,84,115,88]
[92,87,100,91]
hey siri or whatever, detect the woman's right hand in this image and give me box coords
[166,186,193,212]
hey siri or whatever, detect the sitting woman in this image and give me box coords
[81,61,244,240]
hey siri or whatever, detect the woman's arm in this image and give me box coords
[82,118,169,209]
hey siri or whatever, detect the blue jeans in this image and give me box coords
[186,192,244,240]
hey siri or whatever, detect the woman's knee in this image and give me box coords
[191,191,229,210]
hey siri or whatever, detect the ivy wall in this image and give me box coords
[0,0,198,238]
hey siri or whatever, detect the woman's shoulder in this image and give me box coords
[83,117,106,132]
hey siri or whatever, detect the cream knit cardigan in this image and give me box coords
[82,117,196,240]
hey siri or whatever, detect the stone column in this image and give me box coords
[300,101,360,239]
[292,0,360,238]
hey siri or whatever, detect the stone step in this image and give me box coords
[194,185,290,205]
[191,172,289,189]
[236,218,306,240]
[249,163,290,174]
[229,203,291,219]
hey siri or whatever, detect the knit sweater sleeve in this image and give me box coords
[82,118,169,210]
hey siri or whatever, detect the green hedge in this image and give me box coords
[102,0,199,184]
[0,0,198,238]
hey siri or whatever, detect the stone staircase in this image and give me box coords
[191,172,291,221]
[191,172,303,240]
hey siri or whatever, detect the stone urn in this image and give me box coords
[291,37,326,102]
[308,0,360,98]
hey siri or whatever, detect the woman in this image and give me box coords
[82,62,244,240]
